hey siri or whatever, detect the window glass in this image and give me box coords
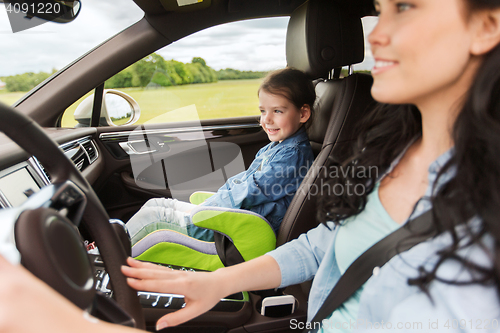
[61,17,289,128]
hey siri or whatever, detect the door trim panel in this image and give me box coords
[99,123,262,141]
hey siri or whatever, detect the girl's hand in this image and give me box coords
[122,257,228,330]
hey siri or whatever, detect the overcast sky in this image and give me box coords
[0,0,375,78]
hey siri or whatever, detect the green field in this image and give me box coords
[0,79,263,127]
[0,91,26,106]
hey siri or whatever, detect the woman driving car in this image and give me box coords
[1,0,500,332]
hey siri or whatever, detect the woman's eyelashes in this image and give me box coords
[373,1,414,15]
[395,2,414,13]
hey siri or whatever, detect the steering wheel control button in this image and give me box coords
[57,185,84,207]
[50,182,87,226]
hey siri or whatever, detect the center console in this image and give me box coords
[90,253,249,313]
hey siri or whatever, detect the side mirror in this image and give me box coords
[73,89,141,127]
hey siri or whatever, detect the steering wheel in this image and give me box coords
[0,102,145,329]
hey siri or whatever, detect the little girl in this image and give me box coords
[126,67,316,244]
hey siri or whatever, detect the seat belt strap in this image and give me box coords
[306,209,437,332]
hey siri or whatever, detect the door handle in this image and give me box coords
[119,140,157,155]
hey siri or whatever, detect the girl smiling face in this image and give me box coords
[369,0,485,109]
[259,90,310,143]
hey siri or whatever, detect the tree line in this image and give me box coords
[1,69,56,92]
[1,55,268,92]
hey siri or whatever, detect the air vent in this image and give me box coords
[39,163,52,182]
[29,156,51,184]
[81,139,98,164]
[29,137,98,184]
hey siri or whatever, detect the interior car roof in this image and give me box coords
[134,0,375,18]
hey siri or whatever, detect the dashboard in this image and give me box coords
[0,127,102,209]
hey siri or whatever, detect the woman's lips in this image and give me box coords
[372,59,398,75]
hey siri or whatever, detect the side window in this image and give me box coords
[61,17,289,128]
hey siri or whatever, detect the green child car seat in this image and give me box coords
[131,192,277,271]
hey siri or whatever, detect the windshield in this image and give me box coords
[0,0,143,106]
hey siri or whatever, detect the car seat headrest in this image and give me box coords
[286,0,365,78]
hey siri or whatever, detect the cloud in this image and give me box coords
[157,17,289,71]
[0,0,143,76]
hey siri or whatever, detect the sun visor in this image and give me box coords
[286,0,364,78]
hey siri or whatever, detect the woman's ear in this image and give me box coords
[470,8,500,55]
[299,104,311,123]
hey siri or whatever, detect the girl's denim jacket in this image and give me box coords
[202,127,314,232]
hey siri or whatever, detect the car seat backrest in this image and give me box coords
[286,0,364,80]
[278,74,374,245]
[278,0,375,245]
[286,0,364,156]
